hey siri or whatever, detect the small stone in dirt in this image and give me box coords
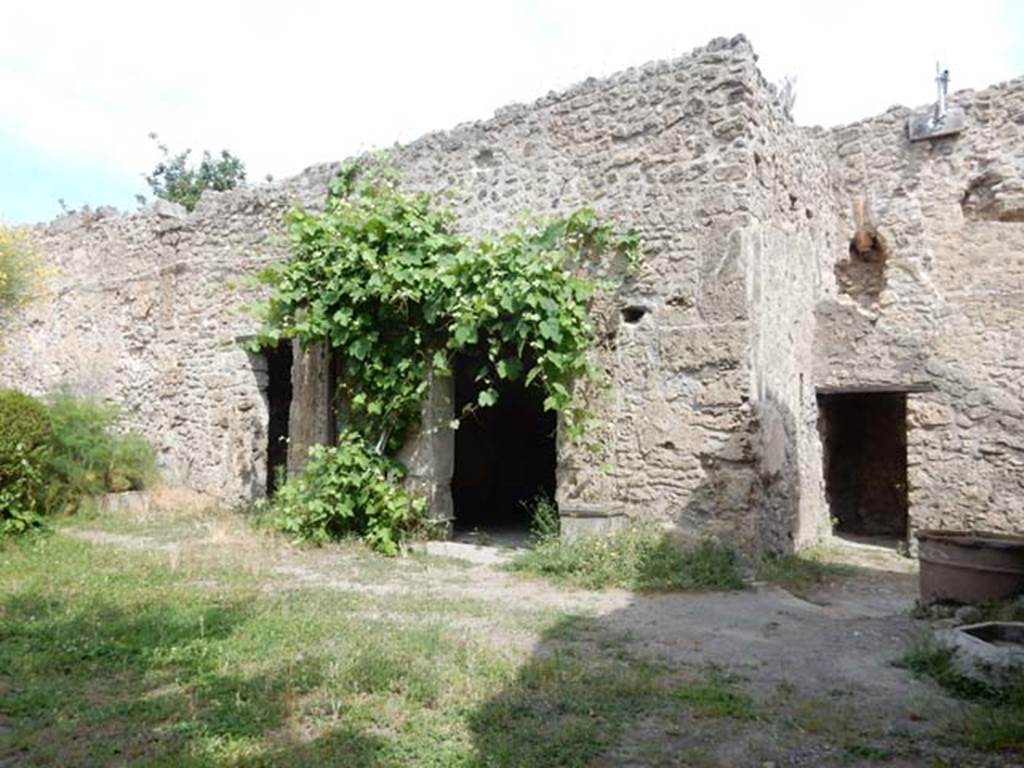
[954,605,983,625]
[912,599,957,620]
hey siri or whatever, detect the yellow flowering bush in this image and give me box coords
[0,223,42,327]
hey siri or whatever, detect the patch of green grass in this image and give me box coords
[670,668,757,720]
[844,742,892,761]
[755,549,854,596]
[896,637,993,699]
[973,597,1024,624]
[0,522,761,767]
[508,526,745,591]
[896,636,1024,754]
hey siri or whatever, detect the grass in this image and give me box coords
[670,668,757,720]
[0,517,761,767]
[507,526,745,592]
[973,596,1024,624]
[897,636,1024,754]
[754,549,855,596]
[4,506,1012,765]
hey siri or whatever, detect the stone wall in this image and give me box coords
[379,34,784,549]
[0,171,335,503]
[814,76,1024,539]
[742,78,837,551]
[2,33,1021,550]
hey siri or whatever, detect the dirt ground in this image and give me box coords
[53,495,1020,767]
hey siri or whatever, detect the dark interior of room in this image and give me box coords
[451,353,557,537]
[265,342,293,495]
[819,391,908,538]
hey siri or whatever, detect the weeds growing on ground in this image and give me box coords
[897,636,1024,753]
[755,549,854,596]
[671,667,758,720]
[509,524,744,592]
[0,526,758,767]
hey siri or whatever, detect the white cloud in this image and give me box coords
[2,0,1021,189]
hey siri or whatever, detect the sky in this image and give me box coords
[2,0,1023,224]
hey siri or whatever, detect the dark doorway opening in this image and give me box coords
[265,342,293,495]
[818,391,908,538]
[452,353,557,541]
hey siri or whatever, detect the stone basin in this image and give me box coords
[935,621,1024,690]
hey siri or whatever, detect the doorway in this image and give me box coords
[264,342,293,495]
[818,391,908,539]
[451,353,557,542]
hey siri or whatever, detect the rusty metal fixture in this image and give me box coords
[916,530,1024,604]
[851,196,875,255]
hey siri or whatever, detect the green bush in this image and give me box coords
[0,224,42,329]
[270,431,425,555]
[0,389,52,534]
[510,525,745,592]
[44,392,158,513]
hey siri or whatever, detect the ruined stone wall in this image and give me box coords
[0,172,334,503]
[743,103,837,551]
[384,35,783,549]
[814,77,1024,538]
[0,35,784,549]
[7,33,1018,550]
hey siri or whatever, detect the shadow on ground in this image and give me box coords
[464,562,999,768]
[0,591,391,767]
[1,524,1004,768]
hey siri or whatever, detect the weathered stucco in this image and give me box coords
[1,34,1021,552]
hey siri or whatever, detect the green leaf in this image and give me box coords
[538,318,562,342]
[478,388,499,407]
[495,358,523,380]
[453,323,478,346]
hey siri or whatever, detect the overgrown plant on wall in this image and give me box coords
[252,162,639,553]
[140,133,248,212]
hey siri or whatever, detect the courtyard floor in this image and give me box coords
[0,497,1018,767]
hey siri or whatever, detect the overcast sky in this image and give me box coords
[3,0,1022,224]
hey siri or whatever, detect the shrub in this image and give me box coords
[0,224,42,332]
[510,525,745,591]
[270,432,425,555]
[44,392,158,513]
[528,496,561,542]
[143,133,247,212]
[0,389,52,534]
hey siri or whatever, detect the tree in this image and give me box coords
[141,133,247,212]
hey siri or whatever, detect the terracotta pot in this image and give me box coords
[916,530,1024,604]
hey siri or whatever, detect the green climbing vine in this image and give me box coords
[252,162,639,552]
